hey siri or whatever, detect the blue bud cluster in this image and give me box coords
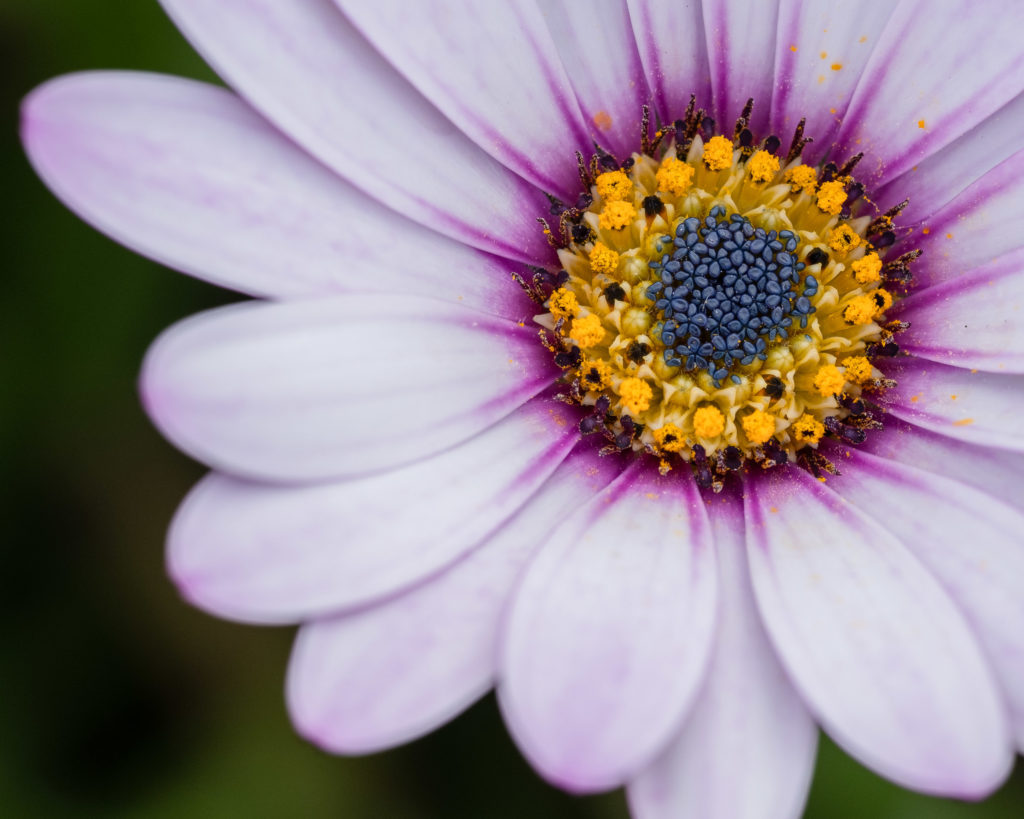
[646,205,817,386]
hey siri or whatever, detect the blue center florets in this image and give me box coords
[646,205,818,386]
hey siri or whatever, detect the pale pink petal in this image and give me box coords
[167,398,579,624]
[892,246,1024,373]
[702,0,781,136]
[834,448,1024,750]
[833,0,1024,188]
[141,295,557,483]
[21,72,525,315]
[873,358,1024,453]
[159,0,552,263]
[910,148,1024,289]
[286,446,623,754]
[626,0,711,122]
[498,464,717,794]
[875,90,1024,226]
[858,419,1024,510]
[538,0,650,159]
[628,495,817,819]
[746,468,1012,797]
[336,0,590,200]
[770,0,898,166]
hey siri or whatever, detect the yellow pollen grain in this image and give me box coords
[599,200,637,231]
[619,377,653,415]
[816,180,847,215]
[831,63,843,71]
[653,423,686,453]
[595,170,633,203]
[792,413,825,445]
[693,405,726,438]
[747,150,781,183]
[842,356,873,385]
[656,156,695,196]
[851,252,883,284]
[785,164,818,195]
[589,241,620,275]
[592,110,613,131]
[569,313,605,348]
[922,227,931,235]
[918,119,926,129]
[741,410,776,445]
[789,44,798,52]
[828,224,861,253]
[813,364,846,397]
[820,51,828,59]
[548,287,579,320]
[953,418,974,426]
[579,358,613,390]
[702,135,735,171]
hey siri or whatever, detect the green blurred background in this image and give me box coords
[1,2,1022,817]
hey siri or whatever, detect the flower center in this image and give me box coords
[528,99,916,489]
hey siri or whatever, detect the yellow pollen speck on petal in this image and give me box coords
[703,135,735,171]
[656,156,695,196]
[579,357,613,390]
[953,418,975,426]
[693,405,726,438]
[599,200,637,230]
[831,63,843,71]
[596,170,633,202]
[653,423,686,453]
[592,110,613,131]
[813,364,846,397]
[792,413,825,445]
[820,51,828,59]
[816,180,847,215]
[789,44,798,52]
[619,377,653,415]
[918,119,927,129]
[922,227,931,234]
[747,150,781,183]
[785,164,818,195]
[851,252,883,284]
[828,224,861,253]
[569,313,605,348]
[842,356,873,385]
[589,241,620,275]
[741,410,776,445]
[548,287,579,320]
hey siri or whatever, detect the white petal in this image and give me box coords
[168,398,579,624]
[835,448,1024,750]
[499,465,717,793]
[833,0,1024,187]
[142,295,556,482]
[873,358,1024,453]
[286,446,623,754]
[160,0,552,262]
[626,0,711,122]
[746,468,1011,797]
[628,495,817,819]
[336,0,590,200]
[21,72,525,313]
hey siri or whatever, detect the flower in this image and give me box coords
[20,1,1024,816]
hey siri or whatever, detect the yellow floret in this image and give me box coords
[816,180,847,215]
[842,294,880,325]
[579,358,613,390]
[588,241,620,275]
[851,252,883,284]
[595,170,633,203]
[872,288,893,312]
[842,356,873,385]
[702,136,735,171]
[569,313,606,348]
[652,423,686,453]
[792,413,825,445]
[619,378,653,415]
[785,164,818,195]
[599,200,637,231]
[741,410,776,445]
[828,224,861,253]
[813,364,846,397]
[548,287,579,321]
[655,156,695,196]
[693,405,725,438]
[747,150,781,183]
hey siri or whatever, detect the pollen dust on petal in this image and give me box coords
[918,119,927,129]
[953,418,975,426]
[593,110,613,132]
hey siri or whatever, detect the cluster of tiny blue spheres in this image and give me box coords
[646,205,818,386]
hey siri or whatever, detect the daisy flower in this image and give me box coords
[21,1,1024,816]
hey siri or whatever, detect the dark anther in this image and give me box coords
[820,162,838,183]
[872,230,896,248]
[868,199,909,235]
[582,366,604,386]
[554,346,583,369]
[884,320,910,334]
[701,116,716,139]
[553,268,570,287]
[575,192,594,211]
[872,292,889,308]
[801,449,840,479]
[546,193,566,215]
[691,444,714,489]
[641,104,653,155]
[824,416,867,444]
[764,134,781,155]
[838,394,866,415]
[806,247,829,266]
[571,223,593,244]
[866,340,900,357]
[721,446,743,471]
[579,415,599,435]
[614,432,633,450]
[838,152,864,177]
[603,283,627,303]
[626,340,651,363]
[620,415,635,437]
[642,194,665,217]
[622,157,636,171]
[733,98,754,139]
[576,151,592,188]
[845,182,864,205]
[738,127,754,148]
[764,375,785,399]
[786,117,811,164]
[594,395,611,415]
[763,439,789,465]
